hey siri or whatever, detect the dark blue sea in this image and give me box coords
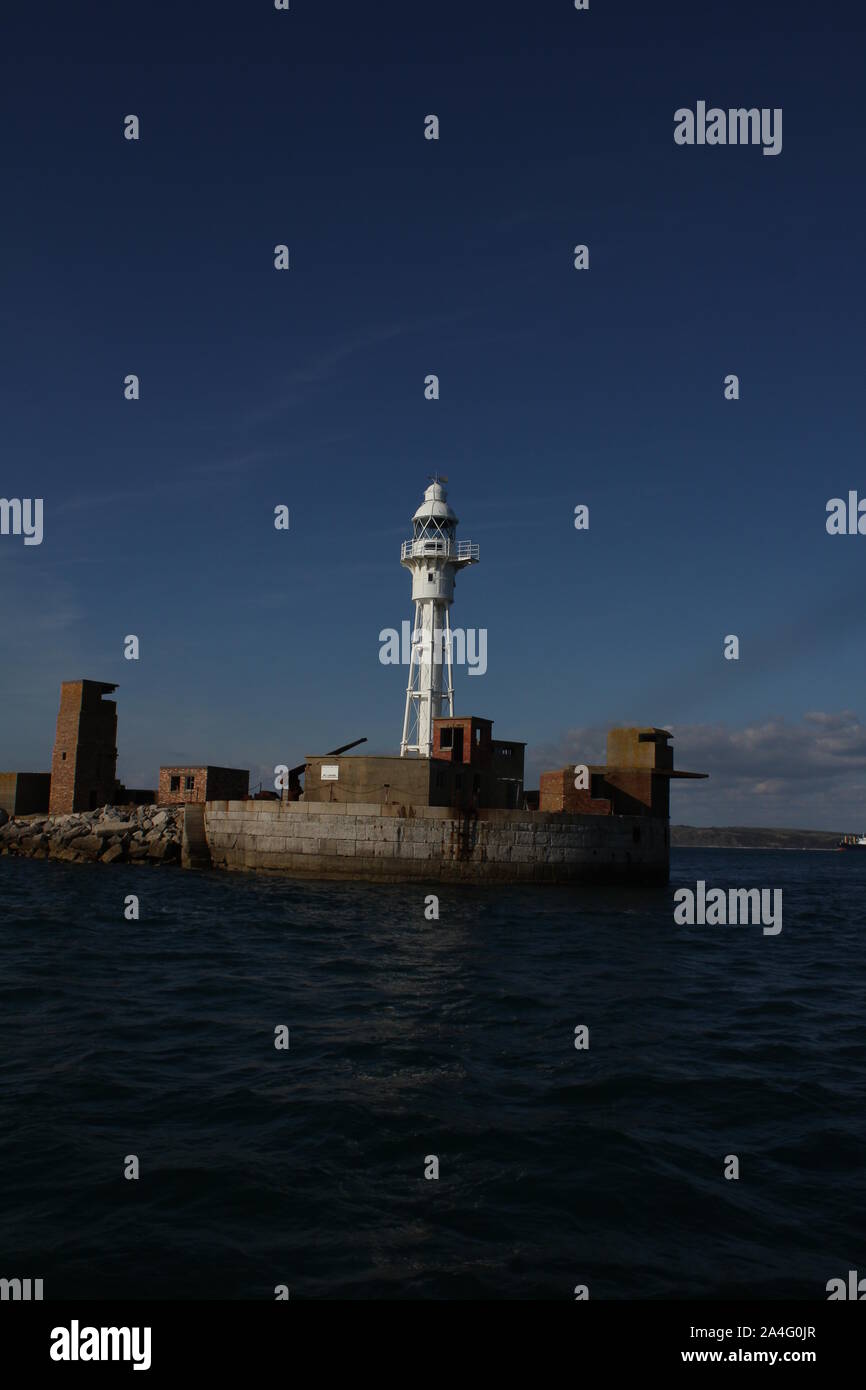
[0,850,863,1300]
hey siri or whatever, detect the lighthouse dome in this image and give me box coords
[412,480,458,525]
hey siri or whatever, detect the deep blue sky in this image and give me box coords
[2,0,865,827]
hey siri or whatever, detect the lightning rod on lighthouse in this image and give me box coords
[399,477,479,757]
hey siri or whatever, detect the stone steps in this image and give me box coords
[182,804,212,869]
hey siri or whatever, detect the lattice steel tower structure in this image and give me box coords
[399,478,479,757]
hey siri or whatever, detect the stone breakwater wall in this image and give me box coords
[0,804,183,865]
[204,800,670,884]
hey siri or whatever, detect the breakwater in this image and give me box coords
[204,799,669,883]
[0,805,183,864]
[0,801,670,883]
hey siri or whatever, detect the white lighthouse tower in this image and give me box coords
[399,477,479,757]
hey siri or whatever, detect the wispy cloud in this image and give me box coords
[54,450,279,513]
[52,436,354,515]
[246,311,474,426]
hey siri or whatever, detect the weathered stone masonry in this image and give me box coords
[203,800,669,884]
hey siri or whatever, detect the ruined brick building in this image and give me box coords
[302,716,525,811]
[301,720,704,824]
[5,679,237,814]
[158,766,249,806]
[0,772,51,817]
[48,680,120,814]
[538,727,706,817]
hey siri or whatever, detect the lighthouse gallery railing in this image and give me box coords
[400,539,479,561]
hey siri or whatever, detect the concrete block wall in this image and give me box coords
[203,800,669,884]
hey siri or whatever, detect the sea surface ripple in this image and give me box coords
[0,849,863,1299]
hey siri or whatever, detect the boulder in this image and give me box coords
[96,821,132,837]
[60,824,90,844]
[20,834,48,852]
[148,838,179,862]
[74,835,103,857]
[52,846,83,863]
[101,843,125,863]
[0,808,8,828]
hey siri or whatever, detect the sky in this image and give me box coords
[2,0,865,829]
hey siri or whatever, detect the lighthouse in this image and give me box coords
[399,478,479,757]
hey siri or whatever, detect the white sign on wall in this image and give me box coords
[321,765,339,781]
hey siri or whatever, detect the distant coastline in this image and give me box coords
[672,825,843,851]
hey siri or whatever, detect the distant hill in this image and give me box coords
[672,825,843,850]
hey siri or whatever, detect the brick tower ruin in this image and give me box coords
[49,680,119,814]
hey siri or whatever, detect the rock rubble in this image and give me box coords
[0,804,183,865]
